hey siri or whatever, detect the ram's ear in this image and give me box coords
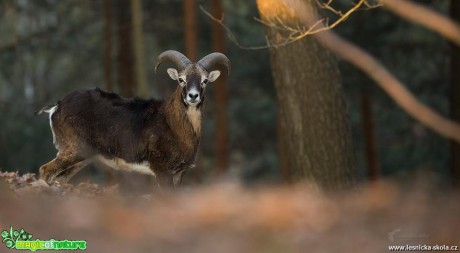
[167,68,179,80]
[207,70,221,82]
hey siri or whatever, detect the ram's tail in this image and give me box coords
[35,104,57,116]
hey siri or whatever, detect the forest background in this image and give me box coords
[0,0,456,187]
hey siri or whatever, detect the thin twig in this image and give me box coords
[316,0,343,16]
[200,0,375,50]
[200,5,269,50]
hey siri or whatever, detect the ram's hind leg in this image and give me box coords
[39,153,84,184]
[54,159,91,184]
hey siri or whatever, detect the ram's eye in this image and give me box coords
[178,78,185,83]
[202,79,208,85]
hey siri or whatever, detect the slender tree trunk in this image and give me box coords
[103,0,115,185]
[103,0,113,92]
[353,12,379,181]
[211,0,229,174]
[131,0,148,97]
[1,0,17,169]
[361,91,379,181]
[5,0,18,45]
[256,0,356,189]
[116,0,135,97]
[183,0,203,183]
[450,0,460,186]
[184,0,197,61]
[6,0,22,101]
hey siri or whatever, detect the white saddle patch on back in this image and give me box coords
[93,155,155,176]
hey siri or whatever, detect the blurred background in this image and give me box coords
[0,0,455,186]
[1,1,460,252]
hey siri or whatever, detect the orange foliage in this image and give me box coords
[0,172,459,252]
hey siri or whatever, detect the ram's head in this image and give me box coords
[155,50,230,107]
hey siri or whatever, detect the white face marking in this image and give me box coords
[94,155,155,176]
[178,75,187,87]
[200,75,208,88]
[186,87,201,106]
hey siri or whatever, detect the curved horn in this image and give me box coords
[197,52,231,75]
[155,50,192,73]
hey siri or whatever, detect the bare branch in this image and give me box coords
[200,0,376,50]
[317,31,460,142]
[200,5,269,50]
[381,0,460,46]
[316,0,343,16]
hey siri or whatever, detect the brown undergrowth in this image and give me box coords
[0,170,459,253]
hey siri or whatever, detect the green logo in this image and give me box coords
[1,226,86,251]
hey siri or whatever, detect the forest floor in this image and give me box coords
[0,170,459,253]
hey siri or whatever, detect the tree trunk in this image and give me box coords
[115,0,135,97]
[450,0,460,187]
[211,0,229,174]
[102,0,115,185]
[131,0,148,97]
[103,0,113,92]
[256,0,356,189]
[184,0,197,61]
[361,91,379,181]
[277,108,290,183]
